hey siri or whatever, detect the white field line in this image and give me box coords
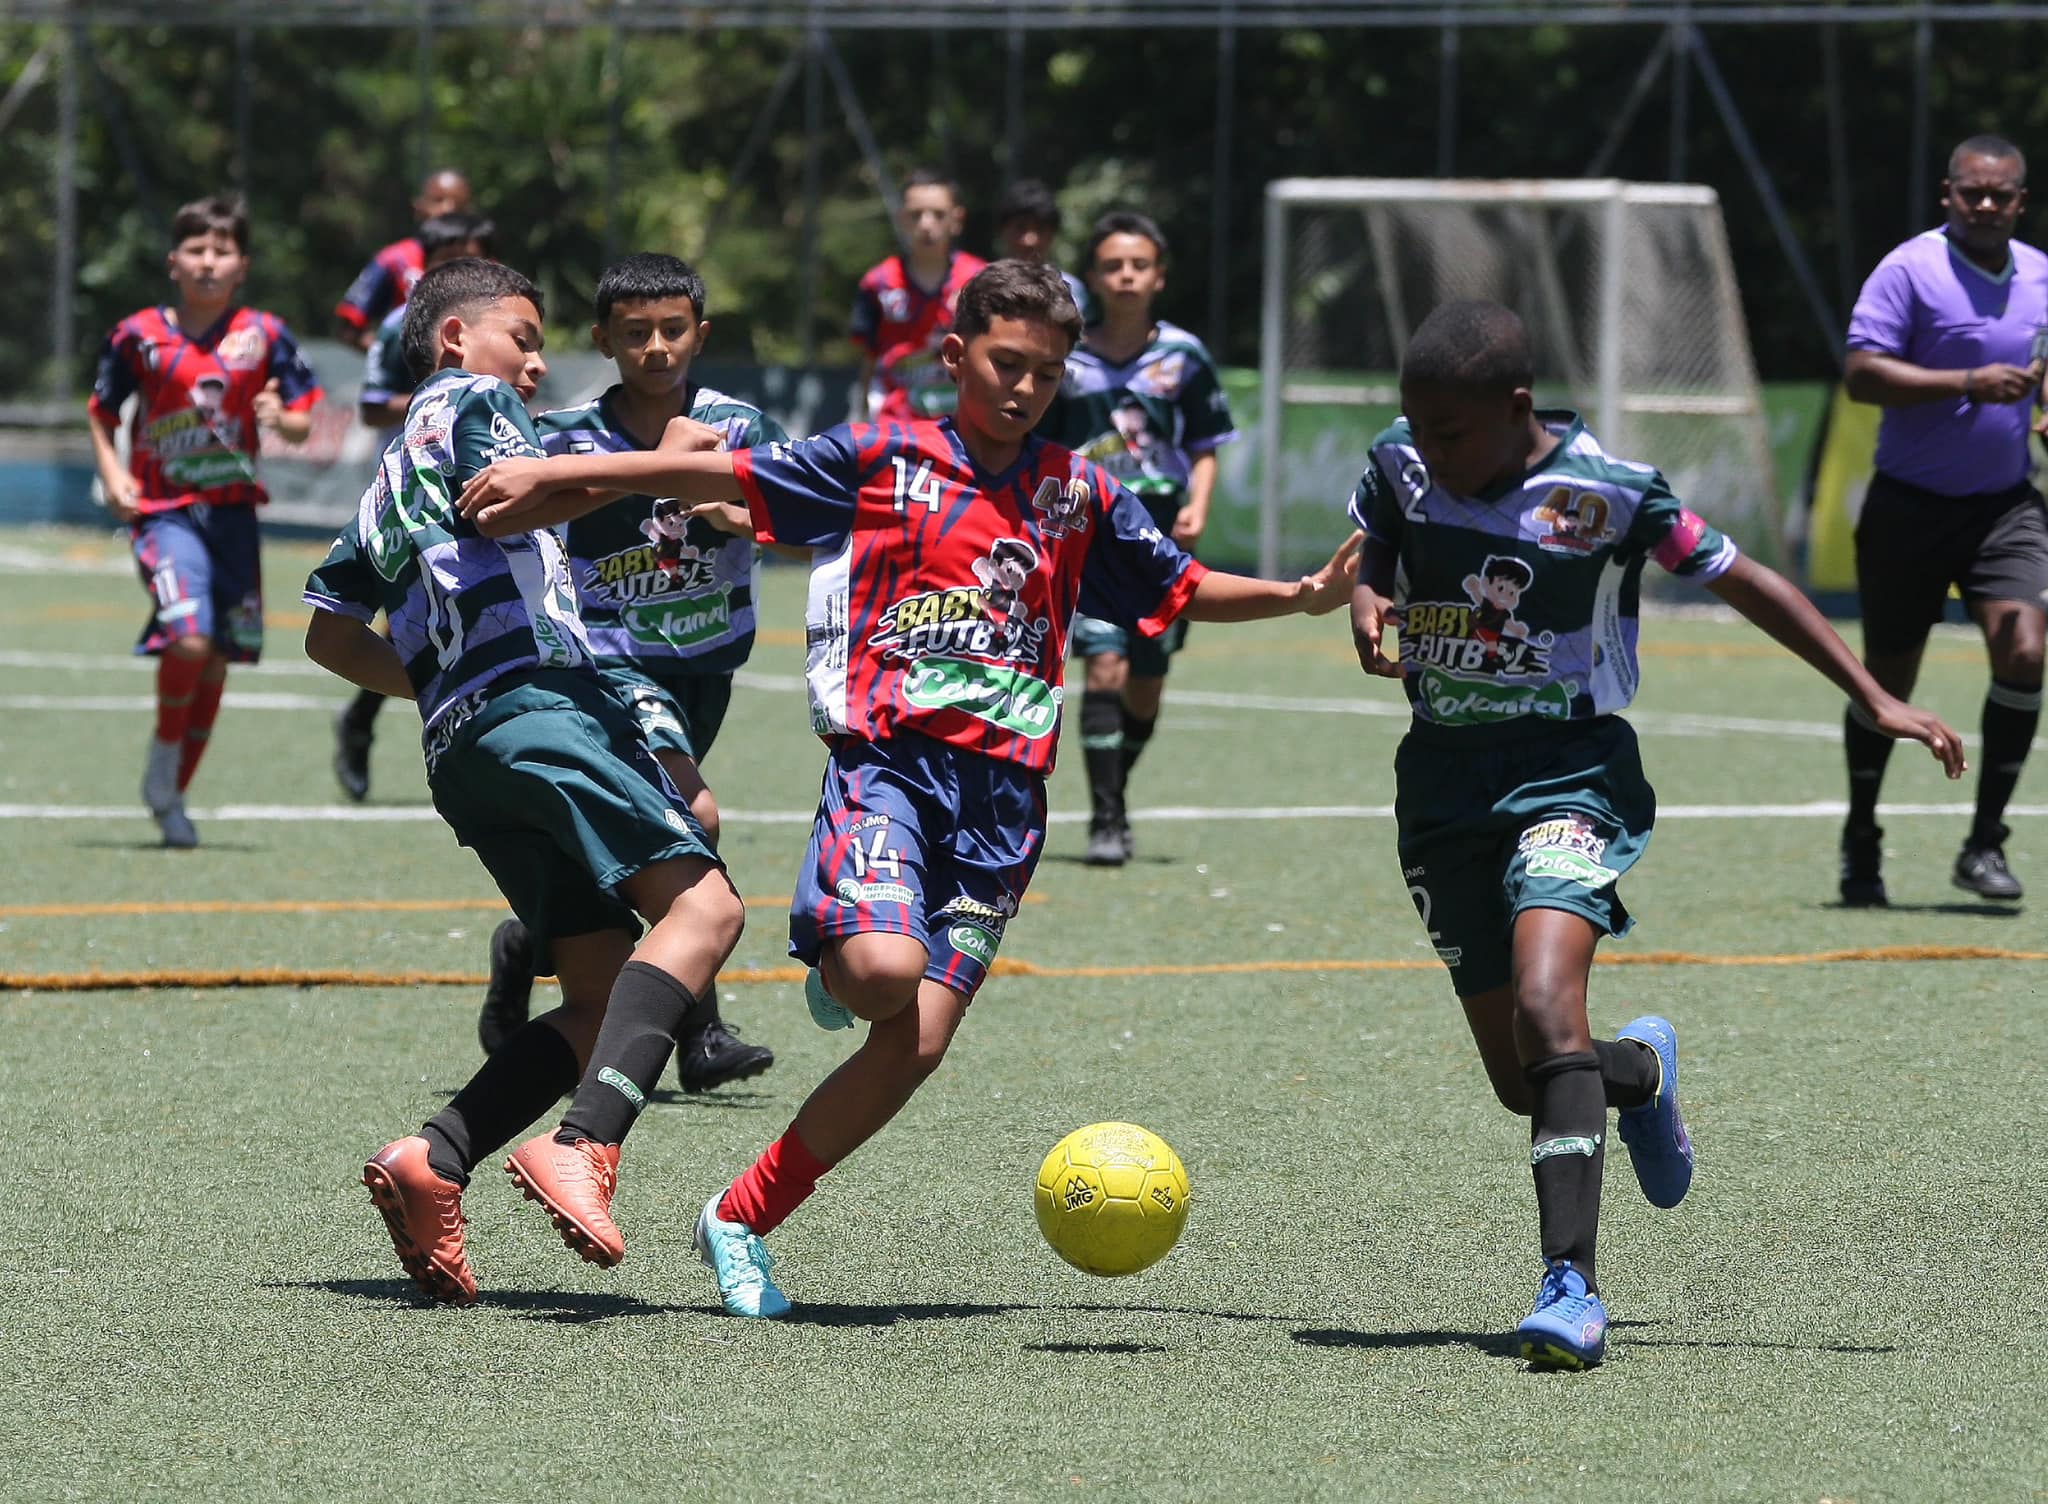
[0,650,2036,749]
[0,800,2040,826]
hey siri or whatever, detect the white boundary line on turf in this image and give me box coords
[0,800,2040,825]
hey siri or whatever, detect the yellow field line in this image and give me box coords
[3,944,2043,992]
[0,893,1046,919]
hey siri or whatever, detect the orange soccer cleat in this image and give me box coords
[361,1136,477,1306]
[504,1133,625,1267]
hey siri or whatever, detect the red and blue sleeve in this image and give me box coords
[264,317,324,410]
[848,273,884,353]
[1078,471,1209,637]
[335,251,400,332]
[731,426,863,549]
[87,321,142,427]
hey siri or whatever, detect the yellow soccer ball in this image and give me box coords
[1034,1121,1191,1276]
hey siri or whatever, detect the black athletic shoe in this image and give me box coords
[1084,821,1129,867]
[675,1018,775,1094]
[333,710,373,803]
[1839,821,1887,907]
[477,919,535,1056]
[1953,830,2023,901]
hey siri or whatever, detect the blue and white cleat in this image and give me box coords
[803,967,856,1031]
[1615,1014,1693,1209]
[694,1192,792,1318]
[1517,1259,1607,1369]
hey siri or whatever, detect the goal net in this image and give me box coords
[1256,178,1782,577]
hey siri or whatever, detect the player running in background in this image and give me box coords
[994,178,1089,316]
[332,209,498,803]
[331,167,473,350]
[1040,212,1237,865]
[1839,133,2048,905]
[849,169,986,422]
[86,194,322,849]
[471,251,779,1096]
[1347,301,1966,1369]
[304,258,745,1304]
[454,260,1362,1319]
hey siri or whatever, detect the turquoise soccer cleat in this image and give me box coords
[1615,1014,1694,1209]
[1517,1259,1607,1369]
[694,1193,792,1319]
[803,967,856,1031]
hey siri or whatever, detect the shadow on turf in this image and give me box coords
[1025,1341,1168,1355]
[74,837,268,854]
[1295,1322,1897,1359]
[278,1278,706,1324]
[1823,900,2023,917]
[1042,853,1178,870]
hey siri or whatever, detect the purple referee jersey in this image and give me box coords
[1847,226,2048,496]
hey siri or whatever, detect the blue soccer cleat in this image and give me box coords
[694,1192,792,1319]
[804,968,856,1031]
[1615,1014,1693,1209]
[1517,1259,1607,1369]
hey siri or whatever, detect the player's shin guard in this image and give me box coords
[1080,689,1126,827]
[718,1129,832,1236]
[555,962,709,1146]
[1119,708,1158,780]
[1525,1050,1606,1291]
[1972,678,2041,846]
[177,673,226,791]
[421,1019,580,1186]
[1843,702,1897,830]
[1593,1037,1656,1111]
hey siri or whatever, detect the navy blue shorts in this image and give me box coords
[789,732,1045,1000]
[131,504,264,662]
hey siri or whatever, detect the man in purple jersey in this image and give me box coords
[1841,132,2048,905]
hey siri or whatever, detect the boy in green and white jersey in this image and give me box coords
[475,253,783,1095]
[1348,300,1966,1368]
[1040,211,1238,865]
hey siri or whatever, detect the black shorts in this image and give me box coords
[1855,471,2048,655]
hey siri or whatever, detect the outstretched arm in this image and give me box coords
[1349,535,1404,679]
[1705,554,1966,776]
[457,442,742,534]
[1181,531,1363,623]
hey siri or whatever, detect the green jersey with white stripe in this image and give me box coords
[1348,412,1739,730]
[303,369,593,760]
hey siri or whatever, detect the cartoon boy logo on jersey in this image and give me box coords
[1460,556,1553,676]
[970,537,1045,652]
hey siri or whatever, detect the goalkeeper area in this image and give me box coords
[3,529,2042,1501]
[1258,178,1781,577]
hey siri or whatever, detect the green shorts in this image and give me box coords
[1071,613,1188,679]
[598,663,734,763]
[1392,716,1655,999]
[427,669,719,972]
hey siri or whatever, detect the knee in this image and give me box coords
[1084,654,1128,692]
[1513,971,1589,1059]
[677,878,745,953]
[823,939,926,1021]
[166,635,212,663]
[1995,645,2045,688]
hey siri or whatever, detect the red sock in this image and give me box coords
[178,673,226,791]
[155,653,207,744]
[718,1129,831,1236]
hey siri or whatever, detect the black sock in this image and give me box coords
[1844,703,1896,829]
[556,962,707,1146]
[1525,1050,1606,1291]
[1119,708,1157,781]
[421,1019,579,1186]
[1972,678,2041,847]
[1593,1037,1657,1110]
[1080,689,1126,827]
[344,688,386,730]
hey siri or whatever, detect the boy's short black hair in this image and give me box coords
[996,179,1061,232]
[594,252,707,323]
[952,260,1083,351]
[401,257,544,383]
[170,195,249,252]
[1400,300,1535,394]
[1483,555,1535,588]
[418,211,496,260]
[1084,210,1168,271]
[902,167,962,203]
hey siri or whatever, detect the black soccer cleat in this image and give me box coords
[332,709,374,803]
[1953,829,2023,901]
[477,918,536,1056]
[675,1017,775,1094]
[1839,821,1888,907]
